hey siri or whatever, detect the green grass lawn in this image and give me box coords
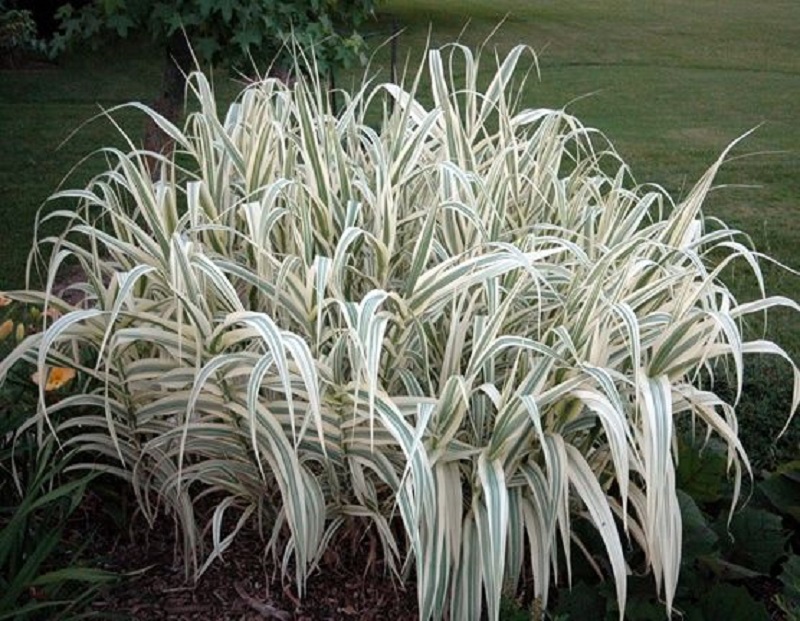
[1,0,798,355]
[376,0,800,356]
[0,38,161,288]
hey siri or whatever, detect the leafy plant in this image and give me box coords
[50,0,376,72]
[0,441,115,620]
[760,461,800,521]
[672,437,793,620]
[0,297,116,619]
[0,3,45,67]
[0,43,798,620]
[689,583,770,621]
[551,436,799,620]
[776,554,800,620]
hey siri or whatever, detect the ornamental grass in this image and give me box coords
[1,44,798,619]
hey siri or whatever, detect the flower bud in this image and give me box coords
[0,319,12,341]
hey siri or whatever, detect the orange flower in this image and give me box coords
[0,293,11,307]
[0,319,12,341]
[31,367,76,391]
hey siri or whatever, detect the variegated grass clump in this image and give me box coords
[1,44,798,620]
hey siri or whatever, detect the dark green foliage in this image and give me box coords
[759,462,800,522]
[621,596,665,621]
[674,438,793,615]
[677,490,718,562]
[0,301,116,619]
[0,2,46,65]
[499,596,537,621]
[718,506,788,573]
[607,575,684,620]
[553,582,607,620]
[548,433,799,620]
[676,436,728,504]
[0,440,115,619]
[49,0,377,74]
[684,583,770,621]
[5,0,89,40]
[776,555,800,619]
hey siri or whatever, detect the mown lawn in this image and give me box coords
[0,0,798,354]
[378,0,800,356]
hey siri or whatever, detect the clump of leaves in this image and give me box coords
[0,440,116,619]
[776,554,800,619]
[551,438,800,621]
[0,297,116,619]
[0,2,45,67]
[0,43,798,621]
[49,0,376,73]
[0,295,68,403]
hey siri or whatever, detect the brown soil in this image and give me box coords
[72,493,419,621]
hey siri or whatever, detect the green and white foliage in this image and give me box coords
[1,44,798,620]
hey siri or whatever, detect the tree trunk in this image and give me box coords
[143,31,193,174]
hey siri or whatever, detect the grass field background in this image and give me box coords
[0,0,798,354]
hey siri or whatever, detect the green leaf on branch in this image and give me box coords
[717,506,788,572]
[554,582,608,620]
[678,490,718,562]
[779,555,800,602]
[676,436,728,504]
[759,463,800,521]
[49,0,376,73]
[699,583,770,621]
[106,13,134,37]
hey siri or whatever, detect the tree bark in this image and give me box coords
[143,31,193,174]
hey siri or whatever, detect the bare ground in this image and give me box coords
[70,492,420,621]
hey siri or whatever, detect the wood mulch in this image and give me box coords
[71,492,419,621]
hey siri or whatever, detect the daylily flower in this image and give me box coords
[0,294,11,307]
[0,319,12,341]
[31,367,76,391]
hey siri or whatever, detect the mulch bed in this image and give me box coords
[69,493,419,621]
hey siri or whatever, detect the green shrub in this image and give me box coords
[0,44,797,620]
[0,3,44,66]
